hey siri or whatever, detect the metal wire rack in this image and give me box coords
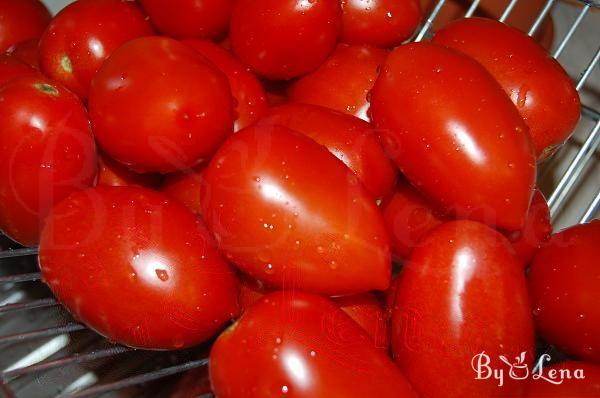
[1,0,599,397]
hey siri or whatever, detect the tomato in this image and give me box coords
[170,367,213,398]
[433,18,580,160]
[238,273,270,312]
[288,43,387,121]
[340,0,421,48]
[260,103,396,199]
[229,0,341,80]
[0,76,97,247]
[382,178,447,260]
[160,166,205,217]
[525,361,600,397]
[182,39,268,132]
[39,0,153,100]
[88,37,234,173]
[0,0,50,52]
[333,293,389,351]
[0,54,38,86]
[98,155,161,188]
[6,39,39,69]
[39,186,240,350]
[201,125,390,295]
[209,291,417,398]
[391,220,534,397]
[371,42,536,231]
[139,0,234,40]
[528,220,600,362]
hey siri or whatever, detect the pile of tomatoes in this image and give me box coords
[0,0,598,397]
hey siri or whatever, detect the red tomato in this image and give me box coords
[433,18,580,160]
[505,189,551,265]
[0,0,50,52]
[525,361,600,397]
[238,274,270,312]
[0,54,38,86]
[288,43,387,121]
[39,0,153,100]
[333,293,390,351]
[139,0,234,40]
[0,76,97,246]
[391,220,534,397]
[182,39,268,132]
[261,103,396,199]
[88,37,234,173]
[201,125,391,295]
[529,220,600,362]
[371,42,536,231]
[160,166,205,217]
[340,0,421,48]
[98,155,161,188]
[39,186,240,350]
[209,291,417,398]
[6,39,39,69]
[229,0,341,80]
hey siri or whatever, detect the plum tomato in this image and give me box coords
[288,43,387,121]
[88,37,234,173]
[528,220,600,362]
[525,361,600,397]
[39,0,154,100]
[6,39,40,69]
[371,42,536,231]
[39,186,240,350]
[433,18,580,160]
[0,0,50,52]
[201,124,391,295]
[0,54,38,86]
[229,0,341,80]
[0,76,97,246]
[160,165,205,217]
[333,293,390,351]
[97,155,161,188]
[391,220,534,397]
[340,0,422,48]
[209,291,417,398]
[260,103,396,199]
[182,39,268,132]
[139,0,234,40]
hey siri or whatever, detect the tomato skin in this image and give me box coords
[39,186,240,350]
[229,0,341,80]
[0,0,50,52]
[528,220,600,362]
[288,43,387,121]
[0,55,38,86]
[182,39,268,132]
[88,37,234,173]
[333,293,390,351]
[433,18,580,160]
[6,39,40,69]
[201,125,391,295]
[525,361,600,397]
[371,42,536,231]
[39,0,153,100]
[261,103,396,199]
[340,0,421,48]
[392,220,535,398]
[97,155,161,188]
[209,291,417,398]
[139,0,234,40]
[0,76,97,247]
[160,166,205,217]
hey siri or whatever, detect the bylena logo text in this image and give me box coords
[471,351,585,387]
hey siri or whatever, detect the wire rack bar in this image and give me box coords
[0,248,39,260]
[0,273,41,284]
[576,46,600,91]
[414,0,446,42]
[553,4,591,58]
[529,0,557,36]
[0,298,57,314]
[0,323,85,345]
[499,0,520,22]
[580,190,600,223]
[464,0,481,17]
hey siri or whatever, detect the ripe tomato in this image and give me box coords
[39,0,153,100]
[98,155,161,188]
[525,361,600,397]
[139,0,234,40]
[6,39,40,69]
[371,42,536,231]
[201,125,390,295]
[528,220,600,362]
[288,43,387,121]
[0,55,38,86]
[0,0,50,52]
[260,103,396,199]
[229,0,341,80]
[39,186,240,350]
[182,39,268,132]
[433,18,580,160]
[209,291,417,398]
[88,37,234,173]
[333,293,390,351]
[0,76,97,246]
[160,166,205,217]
[392,220,534,398]
[340,0,421,48]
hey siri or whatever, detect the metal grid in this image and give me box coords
[1,1,599,397]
